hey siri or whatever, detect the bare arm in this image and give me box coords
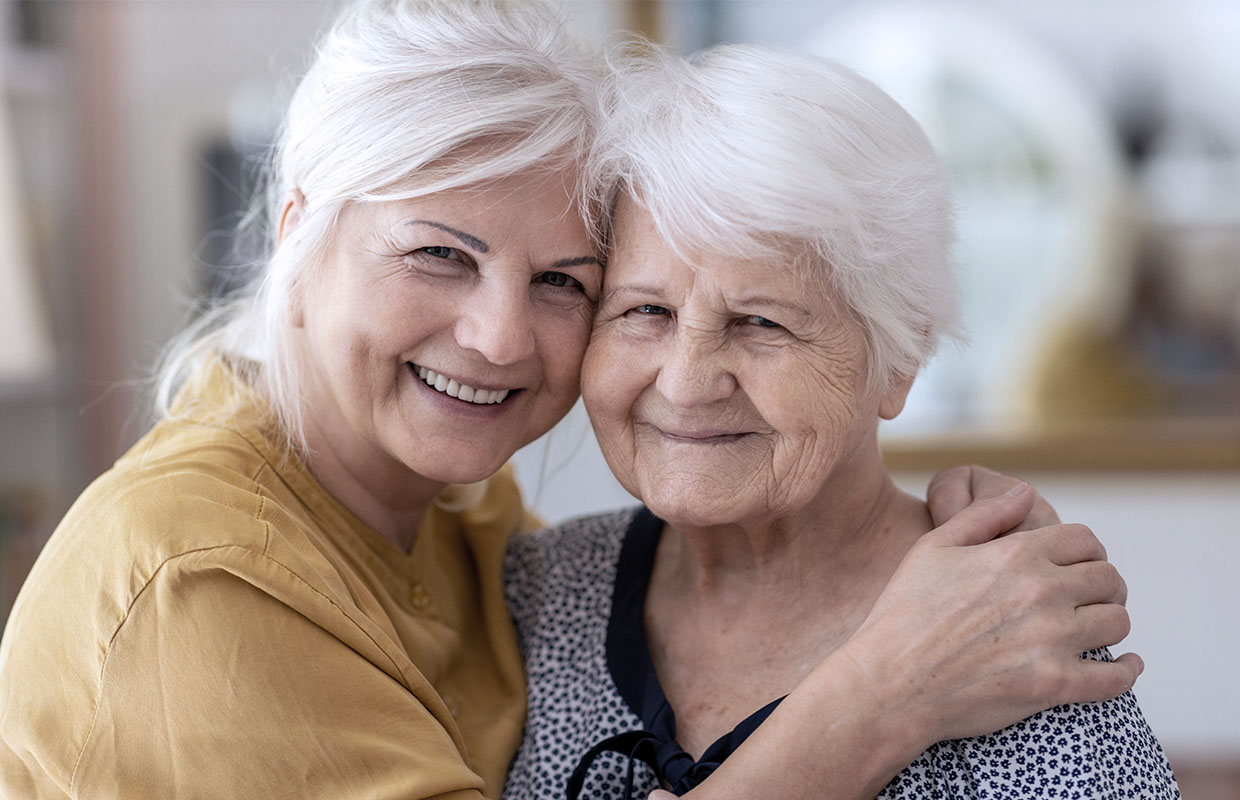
[672,482,1140,800]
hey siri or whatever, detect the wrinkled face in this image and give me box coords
[582,197,910,528]
[294,170,601,487]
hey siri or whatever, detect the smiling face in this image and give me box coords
[582,197,912,530]
[291,169,601,493]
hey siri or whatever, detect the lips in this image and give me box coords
[659,430,748,443]
[412,364,513,405]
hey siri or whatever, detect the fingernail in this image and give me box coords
[1004,482,1030,496]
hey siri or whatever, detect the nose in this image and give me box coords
[654,327,737,409]
[453,280,537,366]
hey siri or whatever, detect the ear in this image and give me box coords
[278,188,306,246]
[277,189,308,328]
[877,373,915,420]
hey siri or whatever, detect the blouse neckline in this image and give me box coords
[586,506,785,794]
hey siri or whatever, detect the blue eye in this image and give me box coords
[634,304,669,316]
[536,271,584,291]
[744,315,781,329]
[421,246,463,261]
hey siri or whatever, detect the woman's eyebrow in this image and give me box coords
[406,220,488,253]
[602,283,664,303]
[734,295,812,319]
[550,256,605,270]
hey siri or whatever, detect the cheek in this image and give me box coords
[748,352,865,441]
[580,329,644,424]
[538,312,593,400]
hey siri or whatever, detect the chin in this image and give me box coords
[402,448,511,487]
[641,483,750,530]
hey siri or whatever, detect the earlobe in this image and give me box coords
[878,373,915,420]
[278,188,306,246]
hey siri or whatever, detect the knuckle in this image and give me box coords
[1070,523,1106,556]
[1018,574,1053,608]
[1030,663,1071,707]
[1104,563,1126,600]
[1062,522,1093,540]
[1111,606,1133,642]
[994,537,1031,569]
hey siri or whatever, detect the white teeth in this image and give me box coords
[414,365,512,405]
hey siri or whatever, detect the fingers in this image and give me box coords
[1009,489,1062,531]
[1060,652,1143,705]
[925,465,978,526]
[926,466,1063,533]
[1009,523,1107,566]
[929,482,1036,547]
[963,466,1062,532]
[1061,560,1127,606]
[1071,602,1132,651]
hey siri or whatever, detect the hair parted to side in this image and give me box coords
[588,40,960,393]
[155,0,602,455]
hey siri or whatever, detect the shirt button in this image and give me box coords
[443,695,459,717]
[409,583,432,610]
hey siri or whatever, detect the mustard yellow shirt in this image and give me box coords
[0,359,536,799]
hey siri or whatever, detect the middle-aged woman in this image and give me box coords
[504,44,1179,800]
[0,1,1143,798]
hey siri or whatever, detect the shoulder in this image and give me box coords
[51,419,284,573]
[508,506,641,563]
[506,507,640,590]
[883,650,1180,798]
[503,507,641,645]
[5,415,352,687]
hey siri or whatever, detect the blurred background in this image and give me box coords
[0,0,1236,795]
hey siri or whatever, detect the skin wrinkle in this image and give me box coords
[288,171,599,551]
[582,196,940,757]
[406,220,490,252]
[586,196,920,574]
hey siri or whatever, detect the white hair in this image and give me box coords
[588,41,959,392]
[156,0,601,453]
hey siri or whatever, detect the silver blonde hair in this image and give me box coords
[588,41,959,392]
[156,0,601,455]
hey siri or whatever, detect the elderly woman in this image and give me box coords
[0,2,1141,798]
[504,44,1177,800]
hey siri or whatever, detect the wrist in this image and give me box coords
[687,641,930,800]
[819,636,935,778]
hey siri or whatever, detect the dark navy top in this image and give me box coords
[502,507,1180,800]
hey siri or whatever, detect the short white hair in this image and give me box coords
[156,0,601,451]
[588,41,959,392]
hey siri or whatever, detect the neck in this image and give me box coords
[298,409,445,554]
[658,481,925,615]
[657,444,927,603]
[643,442,933,759]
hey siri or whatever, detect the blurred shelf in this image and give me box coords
[882,418,1240,472]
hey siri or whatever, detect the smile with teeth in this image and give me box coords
[414,365,512,405]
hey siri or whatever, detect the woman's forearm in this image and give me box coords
[677,486,1141,800]
[681,646,924,800]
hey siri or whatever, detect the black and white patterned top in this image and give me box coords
[503,507,1180,800]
